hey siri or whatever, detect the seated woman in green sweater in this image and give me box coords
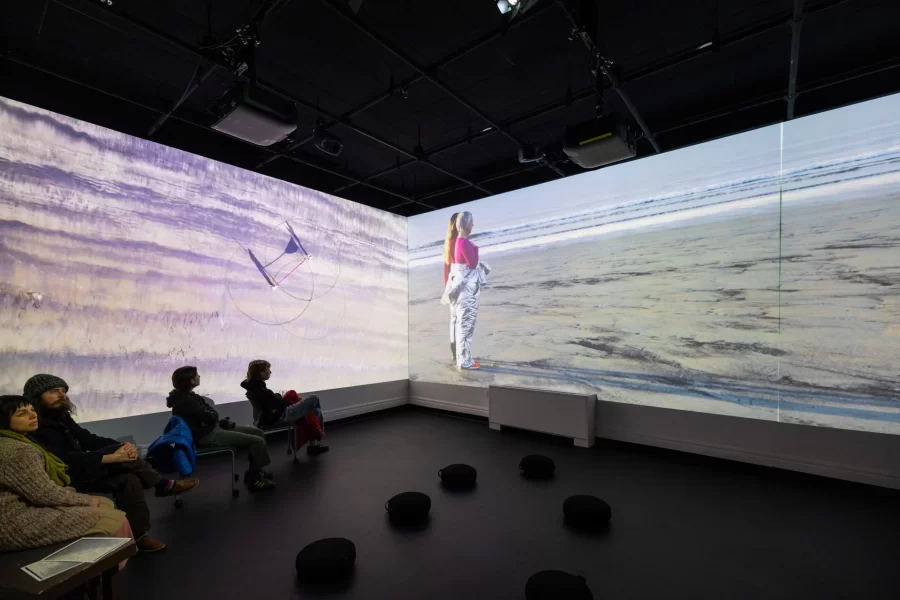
[0,395,134,554]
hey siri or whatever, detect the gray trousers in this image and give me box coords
[454,280,480,368]
[197,424,271,471]
[272,394,324,433]
[449,305,457,347]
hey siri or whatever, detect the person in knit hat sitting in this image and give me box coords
[0,395,134,555]
[25,374,199,553]
[240,360,329,456]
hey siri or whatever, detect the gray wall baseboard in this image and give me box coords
[408,380,900,490]
[86,379,408,446]
[80,378,900,489]
[409,381,489,417]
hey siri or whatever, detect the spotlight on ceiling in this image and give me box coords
[313,119,343,156]
[497,0,537,18]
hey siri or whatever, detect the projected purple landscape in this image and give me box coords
[0,97,408,422]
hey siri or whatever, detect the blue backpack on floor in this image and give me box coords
[147,416,196,477]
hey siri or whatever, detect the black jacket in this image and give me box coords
[240,379,285,428]
[166,389,219,441]
[30,412,121,488]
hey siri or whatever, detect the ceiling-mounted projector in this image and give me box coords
[211,84,297,147]
[563,116,636,169]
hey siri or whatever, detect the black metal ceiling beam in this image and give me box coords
[1,50,423,207]
[147,62,217,137]
[413,53,900,207]
[554,0,661,153]
[50,0,489,200]
[622,0,852,85]
[333,88,596,195]
[786,0,805,119]
[656,54,900,137]
[390,163,547,211]
[256,1,555,170]
[314,0,566,178]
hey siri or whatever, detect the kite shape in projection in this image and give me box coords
[226,220,346,341]
[248,223,311,288]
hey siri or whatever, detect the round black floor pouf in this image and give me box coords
[563,495,611,531]
[525,570,593,599]
[520,454,556,479]
[439,464,477,489]
[386,491,431,524]
[295,538,356,583]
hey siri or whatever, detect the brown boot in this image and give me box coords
[155,478,199,497]
[136,536,166,553]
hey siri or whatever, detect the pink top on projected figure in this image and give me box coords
[454,237,479,268]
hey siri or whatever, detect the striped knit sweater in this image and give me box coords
[0,436,100,552]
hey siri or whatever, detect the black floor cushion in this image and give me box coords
[526,570,593,599]
[439,464,477,489]
[295,538,356,583]
[563,495,611,530]
[386,491,431,524]
[520,454,556,478]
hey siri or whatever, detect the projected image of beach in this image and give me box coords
[409,92,900,433]
[778,95,900,432]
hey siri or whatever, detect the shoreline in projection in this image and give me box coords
[410,191,900,433]
[409,93,900,435]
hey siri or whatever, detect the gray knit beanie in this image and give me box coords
[23,374,69,400]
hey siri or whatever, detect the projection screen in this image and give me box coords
[0,97,408,422]
[409,93,900,435]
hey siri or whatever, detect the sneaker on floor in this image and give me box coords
[136,536,166,553]
[155,478,199,497]
[243,470,275,483]
[460,361,481,370]
[307,444,330,456]
[246,475,276,492]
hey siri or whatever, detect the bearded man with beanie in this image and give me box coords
[25,374,199,553]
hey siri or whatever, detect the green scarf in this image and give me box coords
[0,429,72,487]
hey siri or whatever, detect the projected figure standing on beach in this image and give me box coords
[441,211,491,370]
[226,219,346,341]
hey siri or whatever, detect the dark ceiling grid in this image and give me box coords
[2,0,898,217]
[313,0,568,180]
[332,88,596,196]
[45,0,496,206]
[254,2,556,176]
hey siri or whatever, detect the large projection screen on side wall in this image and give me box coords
[0,97,408,422]
[409,93,900,435]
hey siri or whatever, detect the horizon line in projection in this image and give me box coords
[408,91,900,435]
[0,95,408,423]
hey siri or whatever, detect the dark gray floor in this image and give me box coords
[119,406,899,599]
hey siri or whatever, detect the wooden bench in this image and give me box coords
[0,539,135,600]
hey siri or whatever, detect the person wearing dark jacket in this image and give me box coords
[240,360,329,456]
[24,374,199,553]
[166,366,275,491]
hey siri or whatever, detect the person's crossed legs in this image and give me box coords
[197,424,274,490]
[276,395,329,455]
